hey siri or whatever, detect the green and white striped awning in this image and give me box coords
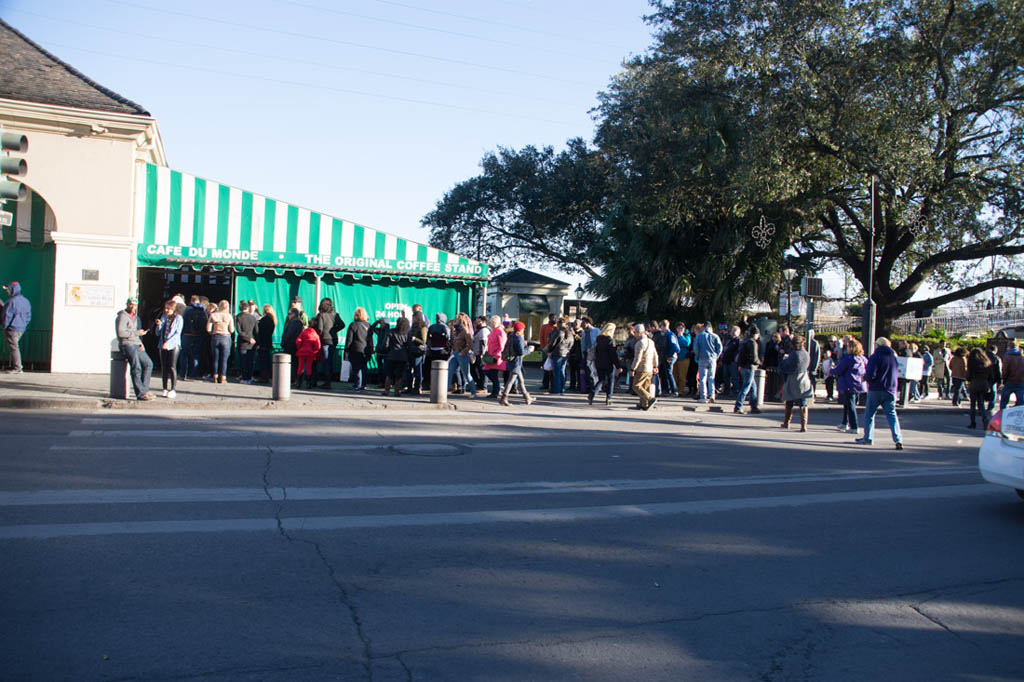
[133,163,488,282]
[1,188,55,249]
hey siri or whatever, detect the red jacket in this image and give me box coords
[295,327,322,357]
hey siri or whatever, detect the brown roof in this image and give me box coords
[0,18,149,116]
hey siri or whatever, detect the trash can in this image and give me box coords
[272,353,291,401]
[764,368,782,403]
[754,368,766,409]
[110,349,130,399]
[429,359,448,404]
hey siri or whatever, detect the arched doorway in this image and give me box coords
[1,185,56,370]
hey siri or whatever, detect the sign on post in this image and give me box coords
[896,356,924,381]
[0,210,11,227]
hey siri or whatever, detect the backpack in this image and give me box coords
[427,325,450,351]
[502,336,517,362]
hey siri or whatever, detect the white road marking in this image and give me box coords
[0,484,999,539]
[47,439,637,452]
[0,466,978,506]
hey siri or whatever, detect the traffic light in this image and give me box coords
[1,129,28,203]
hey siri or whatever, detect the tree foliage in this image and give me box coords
[647,0,1024,329]
[423,139,611,278]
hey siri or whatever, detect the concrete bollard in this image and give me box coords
[754,368,766,409]
[429,359,448,404]
[272,353,291,401]
[109,349,130,399]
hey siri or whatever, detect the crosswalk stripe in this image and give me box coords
[0,466,978,506]
[0,484,997,540]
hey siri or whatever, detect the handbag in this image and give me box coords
[543,356,553,372]
[482,352,497,365]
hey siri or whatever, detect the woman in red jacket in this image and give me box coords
[294,320,322,389]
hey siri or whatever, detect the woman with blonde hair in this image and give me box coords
[345,306,370,391]
[206,299,235,384]
[588,322,619,406]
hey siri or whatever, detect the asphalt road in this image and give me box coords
[2,404,1022,682]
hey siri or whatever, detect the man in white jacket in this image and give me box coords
[631,324,659,410]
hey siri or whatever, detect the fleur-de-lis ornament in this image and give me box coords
[904,206,926,236]
[752,213,775,249]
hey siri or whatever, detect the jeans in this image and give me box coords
[454,354,476,395]
[937,372,950,398]
[211,334,232,379]
[1000,382,1024,410]
[160,347,179,391]
[349,350,367,390]
[987,382,999,412]
[120,343,153,398]
[907,379,918,400]
[734,367,758,409]
[4,328,23,371]
[863,390,902,444]
[319,345,337,386]
[239,346,256,381]
[552,356,567,394]
[697,361,715,400]
[500,367,531,402]
[724,362,738,395]
[969,389,991,427]
[840,391,859,429]
[485,368,502,397]
[950,377,966,405]
[659,357,677,394]
[591,367,616,401]
[407,354,424,392]
[179,335,202,379]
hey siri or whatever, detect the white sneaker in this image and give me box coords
[167,390,176,399]
[161,389,168,398]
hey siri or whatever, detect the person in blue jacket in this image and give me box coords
[2,281,31,373]
[855,337,904,449]
[693,321,723,402]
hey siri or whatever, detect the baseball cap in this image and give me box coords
[513,321,525,332]
[126,297,137,305]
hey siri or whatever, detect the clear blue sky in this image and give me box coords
[2,0,654,260]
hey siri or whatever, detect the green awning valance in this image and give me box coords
[133,163,489,282]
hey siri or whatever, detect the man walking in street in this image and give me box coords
[2,281,31,373]
[631,323,659,410]
[855,337,904,450]
[115,298,154,401]
[734,326,763,414]
[693,321,723,403]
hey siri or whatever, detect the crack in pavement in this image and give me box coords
[261,443,378,682]
[378,576,1024,662]
[908,604,983,650]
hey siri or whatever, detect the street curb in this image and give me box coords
[0,397,105,410]
[0,396,458,411]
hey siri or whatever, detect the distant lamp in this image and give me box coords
[574,285,584,319]
[782,268,798,329]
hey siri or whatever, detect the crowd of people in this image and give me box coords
[108,294,1022,443]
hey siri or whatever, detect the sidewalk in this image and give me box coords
[0,368,972,415]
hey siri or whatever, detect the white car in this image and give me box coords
[979,407,1024,500]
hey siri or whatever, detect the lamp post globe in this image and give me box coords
[574,285,584,320]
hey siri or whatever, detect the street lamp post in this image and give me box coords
[574,285,584,320]
[782,268,797,330]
